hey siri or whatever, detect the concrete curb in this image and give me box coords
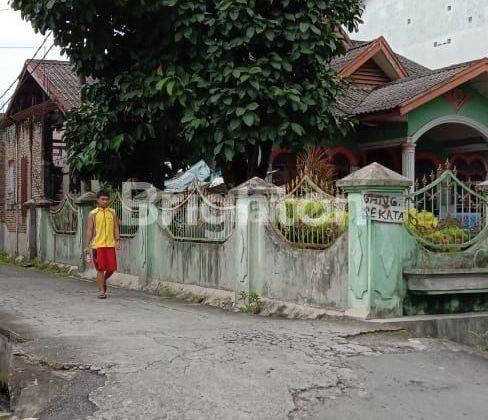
[367,312,488,350]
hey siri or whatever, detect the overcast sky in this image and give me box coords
[0,0,62,112]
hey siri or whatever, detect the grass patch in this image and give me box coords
[0,372,7,389]
[160,286,176,299]
[470,330,488,352]
[178,292,193,301]
[237,291,263,314]
[0,252,13,265]
[0,252,73,278]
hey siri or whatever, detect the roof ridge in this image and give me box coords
[432,58,484,72]
[368,59,479,90]
[347,39,374,51]
[27,59,71,65]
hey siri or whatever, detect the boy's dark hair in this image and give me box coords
[96,190,110,199]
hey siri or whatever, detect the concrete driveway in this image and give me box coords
[0,264,487,419]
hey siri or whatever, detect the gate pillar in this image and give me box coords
[338,163,412,319]
[33,198,53,262]
[231,178,283,308]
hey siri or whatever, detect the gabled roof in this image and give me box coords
[331,38,430,80]
[399,58,488,114]
[329,40,374,74]
[5,59,86,117]
[353,58,488,116]
[334,37,488,117]
[330,37,409,81]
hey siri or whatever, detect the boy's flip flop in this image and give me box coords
[98,293,107,299]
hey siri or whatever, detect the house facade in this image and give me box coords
[270,36,488,187]
[0,59,84,256]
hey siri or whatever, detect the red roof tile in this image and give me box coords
[26,59,88,114]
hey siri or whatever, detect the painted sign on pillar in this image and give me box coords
[362,193,405,223]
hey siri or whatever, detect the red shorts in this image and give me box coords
[92,247,117,272]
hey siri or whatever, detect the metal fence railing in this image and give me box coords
[49,195,78,235]
[269,175,348,249]
[405,165,487,252]
[158,183,235,243]
[109,191,140,238]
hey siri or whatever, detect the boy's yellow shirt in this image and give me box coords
[90,207,116,249]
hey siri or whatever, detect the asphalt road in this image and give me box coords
[0,264,487,419]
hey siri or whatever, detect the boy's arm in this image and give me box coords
[84,213,94,253]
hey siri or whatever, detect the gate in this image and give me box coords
[158,183,235,243]
[109,191,139,238]
[404,166,488,252]
[269,175,347,249]
[49,195,78,235]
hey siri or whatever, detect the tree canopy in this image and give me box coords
[12,0,363,186]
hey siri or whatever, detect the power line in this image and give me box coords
[0,31,52,107]
[0,41,55,112]
[0,46,40,49]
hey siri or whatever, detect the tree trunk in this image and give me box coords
[222,142,272,188]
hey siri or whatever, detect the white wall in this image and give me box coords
[353,0,488,69]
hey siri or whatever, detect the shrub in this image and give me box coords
[405,210,439,233]
[276,198,347,246]
[406,209,472,251]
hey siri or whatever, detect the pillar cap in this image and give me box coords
[337,162,412,188]
[23,199,37,208]
[29,198,53,207]
[75,191,97,204]
[230,177,284,197]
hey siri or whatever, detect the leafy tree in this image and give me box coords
[12,0,363,186]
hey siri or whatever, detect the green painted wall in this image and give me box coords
[407,86,488,136]
[37,206,81,267]
[342,185,414,318]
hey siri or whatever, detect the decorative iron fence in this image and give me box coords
[49,195,78,235]
[110,191,139,238]
[158,184,235,243]
[269,175,348,249]
[405,165,487,252]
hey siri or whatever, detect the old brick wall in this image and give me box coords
[31,118,44,200]
[0,128,5,224]
[2,116,44,234]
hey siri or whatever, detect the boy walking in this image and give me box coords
[85,190,121,299]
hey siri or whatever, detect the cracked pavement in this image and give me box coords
[0,264,487,419]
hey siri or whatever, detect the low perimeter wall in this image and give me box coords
[5,164,488,320]
[0,223,29,259]
[30,186,349,312]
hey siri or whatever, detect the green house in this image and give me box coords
[270,36,488,185]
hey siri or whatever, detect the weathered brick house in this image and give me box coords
[0,59,84,256]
